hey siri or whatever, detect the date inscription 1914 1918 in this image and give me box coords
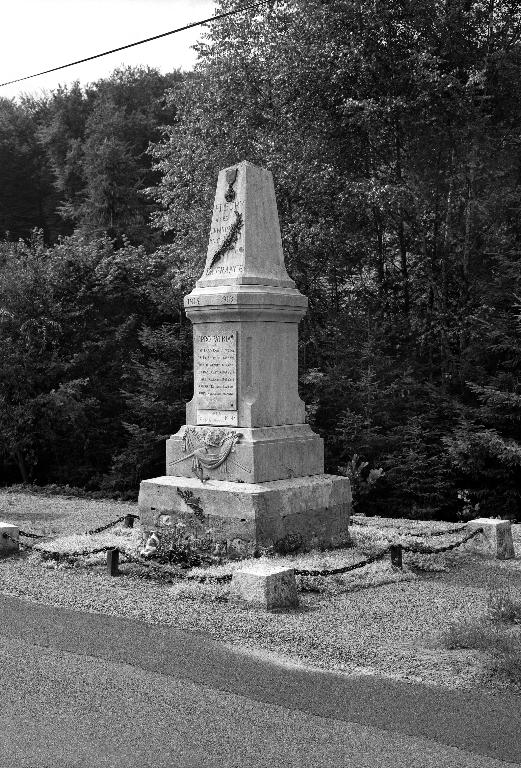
[195,331,237,410]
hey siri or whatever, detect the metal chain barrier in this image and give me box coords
[351,517,468,538]
[292,526,484,579]
[118,549,233,583]
[2,532,131,560]
[401,527,483,555]
[58,544,115,558]
[86,514,139,536]
[2,513,139,547]
[19,529,44,539]
[417,525,468,538]
[3,520,485,584]
[294,548,391,577]
[2,532,39,551]
[40,545,116,561]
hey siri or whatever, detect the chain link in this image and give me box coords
[351,517,468,537]
[86,514,139,536]
[19,529,44,539]
[2,512,139,549]
[293,526,484,577]
[2,531,121,559]
[2,532,39,550]
[401,527,483,554]
[419,524,468,537]
[118,550,233,582]
[2,521,487,581]
[294,548,390,577]
[40,545,116,560]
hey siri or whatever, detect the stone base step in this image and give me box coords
[138,473,351,556]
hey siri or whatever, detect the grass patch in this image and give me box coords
[492,636,521,682]
[0,490,138,538]
[441,618,500,651]
[1,482,132,501]
[439,582,521,686]
[441,619,521,685]
[486,587,521,624]
[169,580,229,603]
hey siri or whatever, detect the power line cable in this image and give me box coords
[0,0,274,88]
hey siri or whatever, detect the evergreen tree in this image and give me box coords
[0,234,188,490]
[0,98,58,241]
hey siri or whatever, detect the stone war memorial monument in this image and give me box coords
[138,161,351,554]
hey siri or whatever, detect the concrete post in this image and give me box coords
[0,524,19,556]
[467,518,515,560]
[230,563,299,609]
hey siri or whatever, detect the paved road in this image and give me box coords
[0,594,519,768]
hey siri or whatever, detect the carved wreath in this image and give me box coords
[170,427,243,482]
[208,210,243,271]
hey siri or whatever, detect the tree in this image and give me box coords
[0,98,58,241]
[0,233,190,492]
[37,67,182,246]
[148,0,521,519]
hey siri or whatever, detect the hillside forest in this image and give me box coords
[1,0,521,521]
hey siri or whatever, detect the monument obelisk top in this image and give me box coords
[196,160,295,289]
[183,160,308,430]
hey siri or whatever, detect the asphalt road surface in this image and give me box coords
[0,594,520,768]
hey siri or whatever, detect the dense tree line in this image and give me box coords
[0,66,180,245]
[1,1,521,519]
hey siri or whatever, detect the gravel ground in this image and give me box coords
[1,490,520,694]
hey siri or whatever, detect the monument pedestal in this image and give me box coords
[139,474,351,554]
[138,161,351,554]
[166,424,324,484]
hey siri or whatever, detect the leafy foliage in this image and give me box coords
[1,67,180,247]
[2,5,521,518]
[0,234,191,493]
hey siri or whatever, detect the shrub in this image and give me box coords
[339,455,384,515]
[491,636,521,683]
[153,523,216,567]
[150,523,255,566]
[440,618,499,651]
[440,617,521,686]
[486,588,521,625]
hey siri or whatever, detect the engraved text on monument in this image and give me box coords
[195,332,237,410]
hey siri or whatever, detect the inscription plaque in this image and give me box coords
[195,331,237,410]
[197,410,239,426]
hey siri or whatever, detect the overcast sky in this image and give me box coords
[1,0,216,101]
